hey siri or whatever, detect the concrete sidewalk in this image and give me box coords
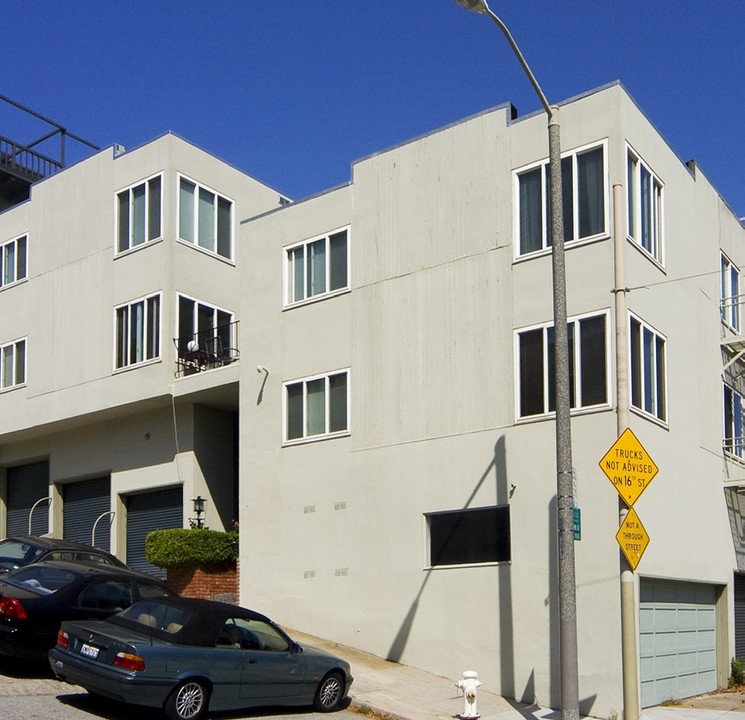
[290,629,745,720]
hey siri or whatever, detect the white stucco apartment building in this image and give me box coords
[2,82,745,717]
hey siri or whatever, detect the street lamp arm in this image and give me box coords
[454,0,552,115]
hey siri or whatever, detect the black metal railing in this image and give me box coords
[0,135,63,181]
[174,321,240,377]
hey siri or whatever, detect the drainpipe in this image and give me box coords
[613,182,640,720]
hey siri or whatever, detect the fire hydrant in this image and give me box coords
[456,670,482,719]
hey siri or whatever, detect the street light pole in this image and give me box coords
[453,3,579,719]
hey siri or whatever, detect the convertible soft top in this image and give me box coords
[107,595,280,647]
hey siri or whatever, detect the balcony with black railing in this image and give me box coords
[174,321,240,378]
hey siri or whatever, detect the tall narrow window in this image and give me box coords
[285,228,349,306]
[721,253,741,331]
[0,338,26,389]
[627,148,664,264]
[724,384,745,459]
[178,177,233,260]
[116,176,162,253]
[115,294,161,370]
[629,315,666,422]
[516,143,606,256]
[516,312,609,419]
[0,235,28,288]
[284,370,350,442]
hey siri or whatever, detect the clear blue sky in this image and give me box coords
[4,1,744,217]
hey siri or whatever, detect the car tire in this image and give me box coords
[314,670,345,712]
[165,678,210,720]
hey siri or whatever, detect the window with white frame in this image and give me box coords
[178,176,233,260]
[1,338,26,389]
[516,142,606,256]
[116,175,162,253]
[516,312,608,419]
[629,314,666,422]
[0,235,27,288]
[285,228,349,306]
[721,253,741,331]
[177,294,234,354]
[627,147,664,264]
[284,370,349,442]
[724,384,745,459]
[115,294,161,369]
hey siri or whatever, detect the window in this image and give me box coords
[629,314,666,422]
[116,176,162,253]
[0,235,27,288]
[721,253,741,331]
[427,506,510,567]
[115,294,161,369]
[516,312,608,419]
[284,370,349,442]
[516,143,606,256]
[79,581,132,611]
[178,176,233,260]
[285,228,349,305]
[724,384,745,459]
[627,148,664,264]
[217,618,291,651]
[177,295,235,357]
[1,338,26,390]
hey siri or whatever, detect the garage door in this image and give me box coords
[126,487,182,577]
[6,461,49,536]
[640,578,718,707]
[63,477,111,549]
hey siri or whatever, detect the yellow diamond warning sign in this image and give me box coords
[599,428,658,507]
[616,507,649,571]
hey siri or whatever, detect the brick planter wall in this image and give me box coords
[166,561,238,604]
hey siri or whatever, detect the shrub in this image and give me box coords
[730,657,745,687]
[145,527,239,569]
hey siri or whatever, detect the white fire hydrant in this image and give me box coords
[456,670,482,719]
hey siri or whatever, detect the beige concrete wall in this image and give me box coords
[238,84,743,717]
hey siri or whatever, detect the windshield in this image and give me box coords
[0,539,44,571]
[3,565,78,594]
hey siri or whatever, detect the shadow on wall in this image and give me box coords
[385,436,515,699]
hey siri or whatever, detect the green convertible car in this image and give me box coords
[49,595,353,720]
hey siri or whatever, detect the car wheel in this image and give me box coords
[314,670,345,712]
[165,679,209,720]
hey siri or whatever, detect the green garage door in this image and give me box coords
[640,578,718,707]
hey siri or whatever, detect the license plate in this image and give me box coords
[80,643,100,659]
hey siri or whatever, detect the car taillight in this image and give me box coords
[0,595,28,621]
[113,652,145,671]
[56,629,69,649]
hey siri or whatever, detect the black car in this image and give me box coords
[0,535,127,573]
[49,595,353,720]
[0,560,174,661]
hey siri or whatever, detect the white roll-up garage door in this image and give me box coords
[640,578,718,707]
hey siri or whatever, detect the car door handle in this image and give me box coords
[246,658,257,664]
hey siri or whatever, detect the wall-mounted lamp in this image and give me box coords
[192,495,207,529]
[256,365,269,375]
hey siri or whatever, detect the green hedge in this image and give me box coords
[145,528,239,569]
